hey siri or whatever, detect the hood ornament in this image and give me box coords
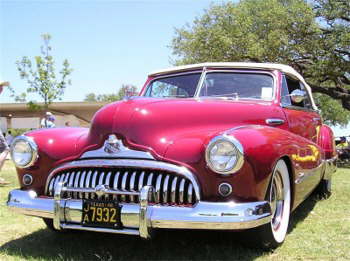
[104,134,124,154]
[80,134,154,160]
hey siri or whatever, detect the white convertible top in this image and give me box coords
[148,62,317,110]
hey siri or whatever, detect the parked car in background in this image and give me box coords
[7,63,337,248]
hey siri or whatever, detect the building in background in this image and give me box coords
[0,101,107,132]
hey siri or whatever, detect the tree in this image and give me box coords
[171,0,350,125]
[84,84,138,102]
[16,34,72,110]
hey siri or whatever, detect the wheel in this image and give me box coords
[316,178,332,199]
[246,160,291,249]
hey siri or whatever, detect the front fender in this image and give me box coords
[15,128,89,194]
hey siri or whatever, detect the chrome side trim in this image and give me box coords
[45,159,201,201]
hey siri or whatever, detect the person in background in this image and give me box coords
[5,130,14,146]
[0,79,10,185]
[48,115,56,128]
[40,112,55,128]
[0,132,10,185]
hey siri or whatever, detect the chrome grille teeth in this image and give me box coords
[179,179,185,204]
[113,171,121,200]
[47,168,197,205]
[138,171,145,191]
[84,171,92,199]
[73,171,81,198]
[67,172,76,198]
[187,183,193,204]
[91,171,98,199]
[130,171,137,202]
[171,177,178,204]
[162,175,170,204]
[79,171,86,199]
[121,172,129,201]
[155,174,163,203]
[147,173,154,186]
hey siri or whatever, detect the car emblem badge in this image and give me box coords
[104,134,123,154]
[95,184,108,198]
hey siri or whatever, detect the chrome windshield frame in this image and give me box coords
[143,68,277,101]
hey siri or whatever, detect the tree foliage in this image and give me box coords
[171,0,350,125]
[16,34,72,110]
[84,84,138,102]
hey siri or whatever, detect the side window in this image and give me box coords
[299,82,313,109]
[281,76,291,106]
[283,75,312,109]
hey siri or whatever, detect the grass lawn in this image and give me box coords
[0,160,349,261]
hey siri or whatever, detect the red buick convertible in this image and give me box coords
[7,63,337,248]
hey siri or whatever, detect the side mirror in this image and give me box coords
[290,89,306,104]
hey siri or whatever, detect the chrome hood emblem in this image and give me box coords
[80,134,154,160]
[104,134,123,154]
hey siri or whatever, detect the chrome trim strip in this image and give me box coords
[45,159,201,200]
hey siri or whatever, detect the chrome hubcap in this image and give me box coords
[270,170,285,231]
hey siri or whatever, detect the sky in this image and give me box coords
[0,0,348,136]
[0,0,217,101]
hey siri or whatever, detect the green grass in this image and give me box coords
[0,160,349,261]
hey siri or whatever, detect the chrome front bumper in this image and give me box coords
[7,183,272,238]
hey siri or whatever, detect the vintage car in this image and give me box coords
[7,63,337,248]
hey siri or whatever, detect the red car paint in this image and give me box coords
[15,68,335,211]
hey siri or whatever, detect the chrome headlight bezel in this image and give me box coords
[205,135,244,175]
[10,135,38,169]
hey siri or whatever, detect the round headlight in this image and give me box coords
[205,135,244,175]
[11,136,38,168]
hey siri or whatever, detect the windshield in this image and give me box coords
[144,73,201,98]
[144,71,274,100]
[199,72,274,100]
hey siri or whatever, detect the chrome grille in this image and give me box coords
[46,167,197,205]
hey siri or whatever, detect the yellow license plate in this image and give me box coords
[82,200,122,229]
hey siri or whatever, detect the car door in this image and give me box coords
[281,74,323,201]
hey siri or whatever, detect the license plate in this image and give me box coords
[82,200,122,229]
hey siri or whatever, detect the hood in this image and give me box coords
[87,97,285,158]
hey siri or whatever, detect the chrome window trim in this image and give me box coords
[45,159,201,200]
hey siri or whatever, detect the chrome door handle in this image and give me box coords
[266,118,285,126]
